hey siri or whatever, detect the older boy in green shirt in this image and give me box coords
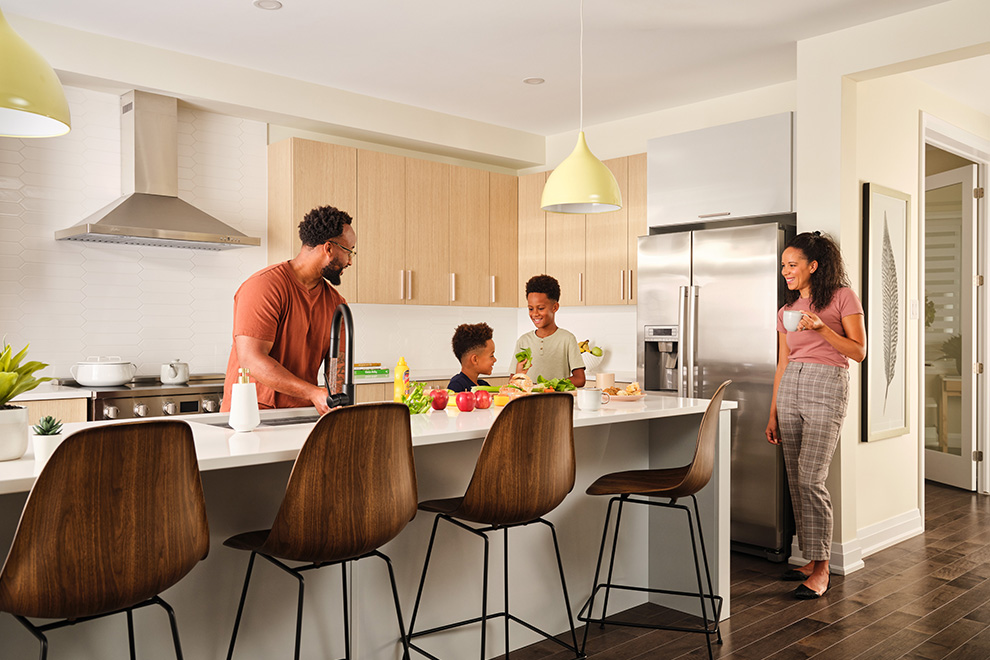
[513,275,586,387]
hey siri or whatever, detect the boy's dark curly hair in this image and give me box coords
[525,274,561,302]
[783,231,851,311]
[452,323,493,362]
[298,205,353,247]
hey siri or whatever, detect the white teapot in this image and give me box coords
[161,359,190,384]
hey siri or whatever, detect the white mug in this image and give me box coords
[596,372,615,389]
[577,387,610,411]
[782,310,802,332]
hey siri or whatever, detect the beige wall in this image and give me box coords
[797,0,990,564]
[854,74,990,530]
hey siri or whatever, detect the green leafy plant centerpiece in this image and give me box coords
[0,341,52,462]
[0,341,52,409]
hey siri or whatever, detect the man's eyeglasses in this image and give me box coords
[328,241,357,257]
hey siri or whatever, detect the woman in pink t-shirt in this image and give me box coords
[765,231,866,600]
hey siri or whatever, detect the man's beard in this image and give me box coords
[322,263,343,286]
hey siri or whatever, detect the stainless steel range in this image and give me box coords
[54,374,225,421]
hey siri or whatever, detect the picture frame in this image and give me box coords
[861,183,910,442]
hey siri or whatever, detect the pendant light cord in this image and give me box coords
[579,0,584,132]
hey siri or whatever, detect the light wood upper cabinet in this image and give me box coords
[517,172,548,306]
[405,159,450,305]
[489,172,518,307]
[627,153,647,306]
[268,138,358,301]
[545,209,586,307]
[585,157,629,306]
[357,150,405,304]
[449,165,490,306]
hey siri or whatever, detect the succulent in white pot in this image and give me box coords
[0,341,52,461]
[31,415,63,469]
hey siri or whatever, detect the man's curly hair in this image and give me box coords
[525,274,561,302]
[298,206,353,247]
[451,323,493,362]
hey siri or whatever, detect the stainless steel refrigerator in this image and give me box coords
[637,215,796,561]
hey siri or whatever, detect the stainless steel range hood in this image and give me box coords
[55,91,260,251]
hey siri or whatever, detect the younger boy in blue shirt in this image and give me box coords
[447,322,497,393]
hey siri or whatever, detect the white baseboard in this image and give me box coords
[788,508,923,575]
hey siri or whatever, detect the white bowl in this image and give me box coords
[71,356,137,387]
[582,352,604,373]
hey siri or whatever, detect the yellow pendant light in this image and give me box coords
[0,7,70,138]
[541,0,620,214]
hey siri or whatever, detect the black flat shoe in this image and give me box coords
[794,580,829,600]
[782,569,810,582]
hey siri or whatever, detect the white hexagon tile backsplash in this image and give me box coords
[0,86,268,380]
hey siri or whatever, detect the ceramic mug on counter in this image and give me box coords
[576,387,610,411]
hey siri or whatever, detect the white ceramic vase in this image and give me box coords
[32,433,63,470]
[0,406,30,461]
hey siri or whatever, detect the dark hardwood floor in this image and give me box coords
[516,481,990,659]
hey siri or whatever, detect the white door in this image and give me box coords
[925,165,979,490]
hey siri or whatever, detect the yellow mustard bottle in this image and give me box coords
[394,356,409,402]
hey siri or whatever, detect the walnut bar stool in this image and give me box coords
[224,402,417,660]
[0,420,210,660]
[578,380,731,660]
[405,392,583,660]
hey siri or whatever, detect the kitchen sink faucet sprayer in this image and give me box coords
[325,303,354,409]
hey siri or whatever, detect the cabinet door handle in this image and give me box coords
[491,275,496,304]
[450,272,456,302]
[406,270,412,300]
[628,269,634,301]
[698,211,731,219]
[620,269,625,300]
[579,272,584,302]
[399,270,405,301]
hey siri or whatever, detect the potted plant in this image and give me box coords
[0,341,52,461]
[31,415,63,468]
[940,334,962,376]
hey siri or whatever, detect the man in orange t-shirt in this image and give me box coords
[221,205,355,415]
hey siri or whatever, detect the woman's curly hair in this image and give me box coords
[298,206,353,247]
[525,274,561,302]
[451,323,493,362]
[783,231,851,310]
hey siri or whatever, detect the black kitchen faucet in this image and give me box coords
[325,303,354,409]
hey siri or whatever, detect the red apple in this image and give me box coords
[474,390,492,409]
[429,389,449,411]
[455,391,476,412]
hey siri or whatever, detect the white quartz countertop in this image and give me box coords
[11,382,95,402]
[0,394,735,495]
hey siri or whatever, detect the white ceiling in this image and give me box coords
[3,0,966,136]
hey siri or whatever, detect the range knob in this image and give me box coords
[202,399,219,413]
[103,405,119,419]
[162,401,177,416]
[133,403,149,417]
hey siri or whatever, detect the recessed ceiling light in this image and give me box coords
[253,0,282,9]
[523,77,545,85]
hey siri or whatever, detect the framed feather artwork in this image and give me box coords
[862,183,910,442]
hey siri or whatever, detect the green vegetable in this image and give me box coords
[472,385,501,393]
[536,375,576,392]
[401,381,433,414]
[514,347,533,371]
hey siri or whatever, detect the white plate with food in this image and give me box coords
[607,394,647,402]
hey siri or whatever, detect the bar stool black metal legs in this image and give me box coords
[578,493,723,659]
[406,514,583,660]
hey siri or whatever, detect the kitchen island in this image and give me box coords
[0,394,735,660]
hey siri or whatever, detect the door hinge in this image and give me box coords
[976,275,985,287]
[974,362,985,374]
[974,451,984,462]
[976,187,985,199]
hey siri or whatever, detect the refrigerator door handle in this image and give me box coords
[686,285,699,398]
[678,285,689,397]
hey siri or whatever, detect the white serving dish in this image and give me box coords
[71,356,137,387]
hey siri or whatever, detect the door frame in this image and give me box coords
[921,114,990,496]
